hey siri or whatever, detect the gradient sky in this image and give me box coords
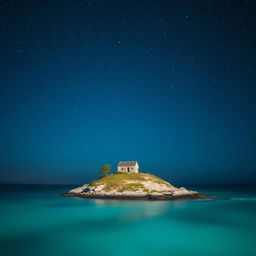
[1,0,256,185]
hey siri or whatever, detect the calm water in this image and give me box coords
[0,184,255,256]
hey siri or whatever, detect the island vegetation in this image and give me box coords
[99,164,111,176]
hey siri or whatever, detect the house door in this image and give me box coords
[127,167,130,173]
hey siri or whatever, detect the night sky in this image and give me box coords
[1,0,256,185]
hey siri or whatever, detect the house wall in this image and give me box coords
[134,162,139,173]
[117,164,139,173]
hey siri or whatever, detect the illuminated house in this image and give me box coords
[117,161,139,173]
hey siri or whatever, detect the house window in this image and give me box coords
[121,168,123,170]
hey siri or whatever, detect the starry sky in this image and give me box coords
[1,0,256,185]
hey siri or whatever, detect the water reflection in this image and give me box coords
[92,199,170,221]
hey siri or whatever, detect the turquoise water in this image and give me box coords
[0,185,256,256]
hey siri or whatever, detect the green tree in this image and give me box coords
[99,164,111,176]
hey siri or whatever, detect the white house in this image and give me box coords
[117,161,139,173]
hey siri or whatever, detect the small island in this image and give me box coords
[63,161,210,200]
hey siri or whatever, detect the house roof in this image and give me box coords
[118,161,138,167]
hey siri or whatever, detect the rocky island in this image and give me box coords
[63,172,209,201]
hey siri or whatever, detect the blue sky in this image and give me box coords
[1,0,256,184]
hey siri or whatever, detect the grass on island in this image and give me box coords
[90,172,173,193]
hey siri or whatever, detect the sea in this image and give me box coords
[0,184,255,256]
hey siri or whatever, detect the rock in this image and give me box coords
[151,192,163,196]
[172,187,197,197]
[140,181,174,193]
[69,184,89,194]
[94,184,105,192]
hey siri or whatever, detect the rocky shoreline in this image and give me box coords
[62,191,211,201]
[62,182,211,201]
